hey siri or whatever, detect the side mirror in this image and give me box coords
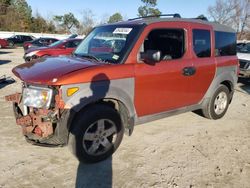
[60,45,66,49]
[140,50,161,64]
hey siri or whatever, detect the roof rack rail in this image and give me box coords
[128,13,181,21]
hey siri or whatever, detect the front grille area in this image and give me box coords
[239,60,250,69]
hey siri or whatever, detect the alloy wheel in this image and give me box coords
[214,91,228,115]
[82,119,117,156]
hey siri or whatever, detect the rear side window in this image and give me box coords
[51,39,58,43]
[24,36,32,41]
[215,31,236,56]
[65,41,77,48]
[193,29,211,58]
[141,29,185,60]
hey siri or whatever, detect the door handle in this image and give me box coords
[182,66,196,76]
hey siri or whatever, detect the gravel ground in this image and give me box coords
[0,48,250,188]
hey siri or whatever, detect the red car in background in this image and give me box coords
[0,38,9,48]
[24,38,82,62]
[23,37,59,51]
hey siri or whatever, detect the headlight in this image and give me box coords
[26,50,38,57]
[22,86,53,109]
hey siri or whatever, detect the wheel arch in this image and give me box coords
[202,66,237,105]
[76,98,135,136]
[61,78,136,136]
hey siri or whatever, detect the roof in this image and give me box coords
[107,18,235,33]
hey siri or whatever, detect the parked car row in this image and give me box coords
[23,37,59,50]
[0,35,57,49]
[1,34,82,63]
[7,35,35,47]
[24,38,82,62]
[0,34,79,50]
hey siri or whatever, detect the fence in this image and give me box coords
[0,31,84,39]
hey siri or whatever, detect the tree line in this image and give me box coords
[0,0,249,39]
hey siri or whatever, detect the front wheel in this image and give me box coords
[68,104,124,163]
[202,85,230,120]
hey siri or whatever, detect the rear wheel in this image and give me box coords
[68,104,124,163]
[202,85,230,119]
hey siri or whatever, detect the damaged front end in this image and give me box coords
[5,84,71,146]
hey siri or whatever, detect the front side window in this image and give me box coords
[49,40,64,47]
[24,36,32,41]
[32,39,40,45]
[193,29,211,58]
[140,29,185,61]
[74,25,142,64]
[65,40,81,48]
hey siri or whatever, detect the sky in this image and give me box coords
[26,0,217,23]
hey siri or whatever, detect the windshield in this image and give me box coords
[74,25,142,64]
[238,43,250,53]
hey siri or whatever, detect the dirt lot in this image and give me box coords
[0,48,250,188]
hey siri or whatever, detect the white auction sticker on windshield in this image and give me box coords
[113,28,132,34]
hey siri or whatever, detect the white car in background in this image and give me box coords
[237,42,250,78]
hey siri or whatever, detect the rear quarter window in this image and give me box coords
[192,29,211,58]
[215,31,236,56]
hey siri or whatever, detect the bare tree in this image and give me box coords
[99,13,109,24]
[208,0,250,39]
[78,9,95,35]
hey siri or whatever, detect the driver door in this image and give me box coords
[134,26,193,117]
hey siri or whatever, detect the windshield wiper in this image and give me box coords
[73,53,112,64]
[77,54,100,61]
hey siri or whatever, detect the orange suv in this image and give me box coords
[6,14,238,163]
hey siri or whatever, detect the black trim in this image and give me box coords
[119,24,147,64]
[129,14,181,21]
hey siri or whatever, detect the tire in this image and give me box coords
[68,104,124,163]
[25,57,31,62]
[25,55,38,62]
[202,85,230,120]
[8,41,14,48]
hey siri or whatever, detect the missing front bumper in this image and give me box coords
[5,92,69,146]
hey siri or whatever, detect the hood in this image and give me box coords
[237,52,250,61]
[13,56,101,85]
